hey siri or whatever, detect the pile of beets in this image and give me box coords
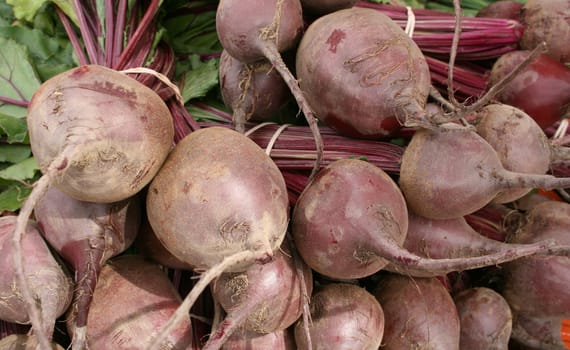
[2,0,570,349]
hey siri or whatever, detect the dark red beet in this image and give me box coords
[295,7,432,139]
[372,274,460,350]
[454,287,513,350]
[205,246,312,350]
[399,124,570,219]
[219,50,291,132]
[502,201,570,318]
[489,50,570,130]
[294,283,384,349]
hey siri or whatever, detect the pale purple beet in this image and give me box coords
[475,103,551,204]
[76,254,193,349]
[221,328,295,350]
[372,274,460,350]
[0,216,73,341]
[219,50,291,133]
[476,1,523,20]
[294,283,384,349]
[510,312,569,350]
[34,186,141,350]
[520,0,570,63]
[295,7,433,139]
[205,245,312,350]
[454,287,512,350]
[399,124,570,220]
[385,211,553,277]
[13,64,174,346]
[146,127,290,349]
[292,158,556,280]
[501,201,570,318]
[216,0,323,178]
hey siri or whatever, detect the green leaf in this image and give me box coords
[0,156,38,181]
[0,37,42,116]
[0,113,29,143]
[0,183,33,212]
[6,0,47,22]
[0,145,31,163]
[180,56,219,103]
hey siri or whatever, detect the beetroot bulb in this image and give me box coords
[384,211,552,278]
[145,127,289,349]
[77,254,193,350]
[399,123,570,220]
[205,245,312,350]
[292,158,555,281]
[293,283,384,349]
[453,287,513,350]
[295,7,433,139]
[0,216,73,343]
[372,274,460,350]
[13,64,174,345]
[510,313,569,350]
[488,50,570,130]
[520,0,570,63]
[476,1,523,20]
[474,103,552,204]
[216,0,323,178]
[33,186,141,350]
[219,50,291,133]
[501,200,570,318]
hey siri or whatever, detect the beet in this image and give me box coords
[146,127,289,349]
[372,274,460,350]
[205,246,312,349]
[293,283,384,349]
[501,201,570,318]
[26,65,174,204]
[385,211,551,277]
[219,50,291,132]
[34,186,141,349]
[291,158,554,280]
[510,312,569,350]
[0,216,73,344]
[216,0,323,178]
[78,254,193,349]
[488,50,570,129]
[454,287,513,350]
[295,7,432,139]
[13,64,174,345]
[475,103,552,203]
[476,1,523,20]
[520,0,570,63]
[399,124,570,219]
